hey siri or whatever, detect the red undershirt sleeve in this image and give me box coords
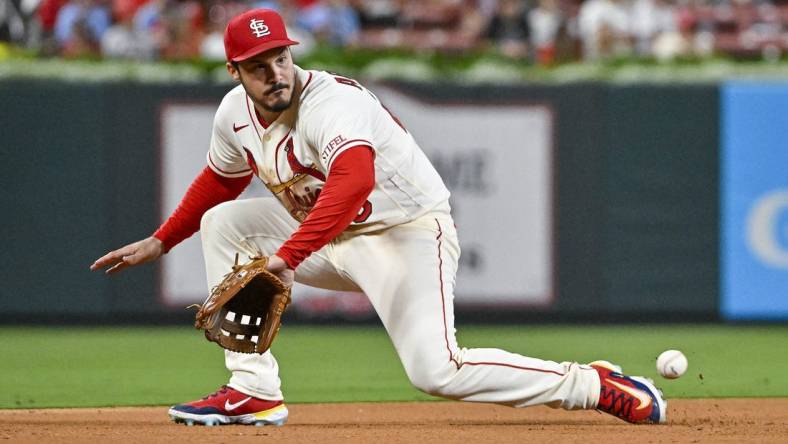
[153,166,252,252]
[276,146,375,270]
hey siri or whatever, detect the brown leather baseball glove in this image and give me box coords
[193,255,291,354]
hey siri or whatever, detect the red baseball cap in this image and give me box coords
[224,9,299,62]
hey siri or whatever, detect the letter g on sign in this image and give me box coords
[746,189,788,269]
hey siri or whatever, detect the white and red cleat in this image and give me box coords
[168,385,288,426]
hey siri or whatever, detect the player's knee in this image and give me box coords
[404,361,457,398]
[200,201,235,234]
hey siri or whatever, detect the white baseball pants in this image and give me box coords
[200,197,600,410]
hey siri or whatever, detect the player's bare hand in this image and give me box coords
[90,237,165,275]
[266,255,295,288]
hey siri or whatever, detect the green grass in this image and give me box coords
[0,325,786,408]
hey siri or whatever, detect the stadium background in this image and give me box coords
[1,1,787,437]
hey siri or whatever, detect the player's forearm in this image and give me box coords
[154,166,251,251]
[276,146,375,269]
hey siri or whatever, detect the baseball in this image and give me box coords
[656,350,688,379]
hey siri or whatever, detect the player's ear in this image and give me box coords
[226,62,241,82]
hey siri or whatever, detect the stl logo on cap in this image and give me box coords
[249,19,271,38]
[224,9,299,62]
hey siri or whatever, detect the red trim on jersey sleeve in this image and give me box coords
[326,138,374,169]
[153,167,251,252]
[208,151,252,176]
[276,146,375,269]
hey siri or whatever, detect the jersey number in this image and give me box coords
[332,75,407,133]
[333,75,362,90]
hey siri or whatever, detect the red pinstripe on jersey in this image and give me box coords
[302,71,313,91]
[272,129,293,183]
[245,96,265,138]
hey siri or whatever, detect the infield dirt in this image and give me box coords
[0,399,785,443]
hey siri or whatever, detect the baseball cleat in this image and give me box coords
[589,360,667,424]
[168,385,288,426]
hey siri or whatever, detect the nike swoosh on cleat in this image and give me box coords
[224,396,252,411]
[233,123,249,133]
[606,379,652,411]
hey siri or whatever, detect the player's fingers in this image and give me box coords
[105,260,130,275]
[266,255,287,273]
[90,254,121,270]
[90,245,135,269]
[90,258,120,271]
[122,252,147,266]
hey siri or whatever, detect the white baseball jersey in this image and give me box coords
[201,68,600,416]
[207,65,451,233]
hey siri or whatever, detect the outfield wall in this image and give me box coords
[721,82,788,321]
[1,79,774,323]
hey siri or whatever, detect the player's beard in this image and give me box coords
[240,75,293,113]
[261,82,293,112]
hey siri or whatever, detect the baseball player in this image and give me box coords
[91,8,666,427]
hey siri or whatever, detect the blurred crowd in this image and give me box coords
[2,0,788,64]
